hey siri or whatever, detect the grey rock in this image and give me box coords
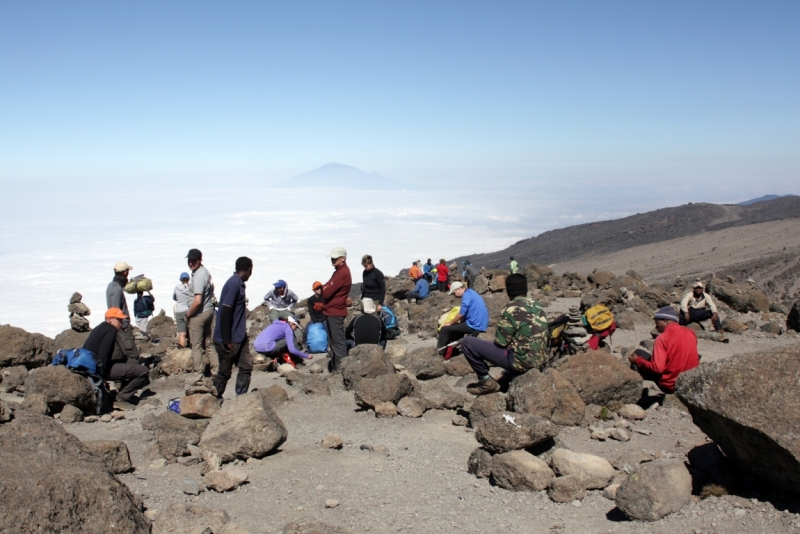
[491,450,555,491]
[615,459,692,521]
[548,474,586,503]
[397,396,427,418]
[59,404,84,423]
[1,365,28,393]
[182,477,200,495]
[24,365,96,412]
[340,345,394,390]
[152,503,230,534]
[0,325,54,369]
[154,410,210,462]
[558,350,642,405]
[474,412,558,453]
[83,440,133,473]
[467,447,493,478]
[354,373,413,408]
[468,392,507,428]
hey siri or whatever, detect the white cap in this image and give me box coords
[286,316,300,327]
[329,246,347,259]
[362,298,376,314]
[448,282,464,295]
[114,261,133,273]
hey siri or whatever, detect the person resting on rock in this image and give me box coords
[406,275,430,304]
[629,306,700,393]
[263,279,299,323]
[437,281,489,360]
[345,298,387,352]
[460,274,548,395]
[83,307,151,410]
[679,281,722,332]
[254,316,311,368]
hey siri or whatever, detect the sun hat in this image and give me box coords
[448,282,464,295]
[330,247,347,259]
[362,298,376,314]
[114,262,133,273]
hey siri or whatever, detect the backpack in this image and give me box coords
[584,304,614,332]
[380,306,398,330]
[306,323,328,353]
[125,275,153,294]
[51,348,97,375]
[134,294,155,318]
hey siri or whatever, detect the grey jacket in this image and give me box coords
[263,286,299,311]
[107,275,130,327]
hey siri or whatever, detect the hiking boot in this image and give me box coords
[467,377,501,396]
[113,398,137,411]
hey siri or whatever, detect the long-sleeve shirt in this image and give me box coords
[635,322,699,393]
[253,322,309,359]
[345,313,387,346]
[323,263,352,317]
[106,275,130,327]
[83,321,118,377]
[361,267,386,305]
[409,265,422,279]
[680,291,718,314]
[437,263,449,282]
[263,287,298,311]
[307,294,325,323]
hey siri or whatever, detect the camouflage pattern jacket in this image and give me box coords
[495,296,549,372]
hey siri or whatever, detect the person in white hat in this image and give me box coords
[679,281,722,331]
[106,261,139,360]
[344,298,387,352]
[322,247,352,371]
[437,281,489,360]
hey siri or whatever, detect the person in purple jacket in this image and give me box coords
[254,316,312,367]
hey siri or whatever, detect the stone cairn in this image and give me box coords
[68,292,91,332]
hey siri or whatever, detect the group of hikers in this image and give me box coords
[77,248,709,411]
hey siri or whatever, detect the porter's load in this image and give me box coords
[124,274,153,294]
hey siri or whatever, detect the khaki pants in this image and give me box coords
[188,307,217,375]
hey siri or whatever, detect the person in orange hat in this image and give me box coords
[82,307,151,410]
[303,281,328,348]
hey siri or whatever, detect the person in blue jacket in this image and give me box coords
[406,276,430,303]
[437,282,489,359]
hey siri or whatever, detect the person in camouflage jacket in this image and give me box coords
[461,273,547,395]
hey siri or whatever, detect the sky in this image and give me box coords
[1,2,799,336]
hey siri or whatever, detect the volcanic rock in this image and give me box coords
[83,439,133,473]
[397,396,427,418]
[257,384,289,407]
[491,450,554,491]
[24,365,96,412]
[160,348,194,376]
[354,373,413,408]
[474,412,558,453]
[468,447,494,478]
[154,410,210,462]
[374,401,398,418]
[400,348,447,380]
[551,448,615,489]
[340,345,394,390]
[1,365,27,393]
[412,377,465,410]
[152,503,231,534]
[146,314,177,339]
[179,393,221,419]
[0,325,54,369]
[558,351,642,405]
[548,474,586,503]
[204,466,248,492]
[615,459,692,521]
[707,277,770,313]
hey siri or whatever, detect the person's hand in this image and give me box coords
[376,304,382,312]
[628,354,638,364]
[684,312,690,323]
[225,343,233,352]
[307,355,313,360]
[345,298,352,306]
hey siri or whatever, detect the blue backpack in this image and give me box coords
[51,348,97,375]
[306,322,328,353]
[381,306,398,330]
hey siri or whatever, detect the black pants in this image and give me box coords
[437,322,478,350]
[679,308,722,331]
[213,337,253,397]
[438,281,449,292]
[107,359,150,402]
[407,291,428,303]
[326,316,347,371]
[460,337,514,377]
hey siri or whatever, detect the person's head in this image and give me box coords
[285,315,300,331]
[236,256,253,281]
[412,261,418,267]
[439,258,446,265]
[179,272,190,285]
[505,273,528,300]
[136,291,143,297]
[187,249,203,271]
[510,256,515,261]
[426,258,432,264]
[693,281,704,297]
[273,279,287,294]
[449,281,466,298]
[362,254,374,270]
[653,306,679,333]
[105,307,128,330]
[114,261,132,278]
[312,281,323,296]
[330,247,347,268]
[361,298,376,314]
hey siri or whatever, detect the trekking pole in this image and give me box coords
[436,340,461,353]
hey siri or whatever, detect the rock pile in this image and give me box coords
[68,291,91,332]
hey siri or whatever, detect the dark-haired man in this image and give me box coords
[106,261,140,361]
[185,248,217,379]
[212,256,254,397]
[461,274,548,395]
[323,246,352,372]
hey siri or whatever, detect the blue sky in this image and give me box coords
[1,1,798,193]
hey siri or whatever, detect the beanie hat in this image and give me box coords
[654,306,679,322]
[505,274,528,299]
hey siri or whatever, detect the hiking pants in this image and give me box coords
[680,308,722,331]
[213,337,253,397]
[407,291,427,303]
[135,316,150,333]
[269,309,294,323]
[108,359,150,402]
[437,323,478,351]
[438,281,449,292]
[326,315,347,372]
[188,307,217,375]
[112,324,140,361]
[257,338,288,361]
[460,337,514,377]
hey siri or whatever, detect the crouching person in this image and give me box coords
[629,306,699,393]
[212,257,254,397]
[460,274,548,396]
[345,298,387,352]
[83,307,150,410]
[254,316,311,368]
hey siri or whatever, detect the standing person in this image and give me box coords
[679,281,723,331]
[133,291,155,334]
[263,280,299,322]
[83,308,150,410]
[212,257,254,397]
[422,259,434,282]
[464,260,480,288]
[437,282,489,358]
[361,254,386,311]
[185,248,217,379]
[254,316,311,367]
[106,261,140,360]
[436,258,450,292]
[323,246,352,372]
[173,272,193,348]
[408,261,422,280]
[509,256,520,274]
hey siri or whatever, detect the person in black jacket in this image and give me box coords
[304,281,329,348]
[345,298,387,352]
[83,307,150,410]
[361,254,386,311]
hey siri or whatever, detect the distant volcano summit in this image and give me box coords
[276,163,408,190]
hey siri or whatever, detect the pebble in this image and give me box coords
[632,427,652,435]
[451,415,468,426]
[111,411,126,420]
[99,414,113,423]
[84,415,99,423]
[325,499,340,508]
[149,459,167,469]
[571,500,582,507]
[182,477,200,495]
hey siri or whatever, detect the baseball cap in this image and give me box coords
[114,262,133,273]
[180,272,190,280]
[286,316,300,326]
[274,279,287,288]
[448,282,464,295]
[105,307,128,320]
[654,306,679,322]
[330,246,347,259]
[186,248,202,262]
[693,281,705,289]
[312,281,323,290]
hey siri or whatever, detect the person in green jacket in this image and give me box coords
[509,256,520,274]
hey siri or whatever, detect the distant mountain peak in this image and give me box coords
[276,163,410,190]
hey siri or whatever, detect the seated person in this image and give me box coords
[629,306,700,393]
[408,261,422,280]
[460,274,548,395]
[437,282,489,359]
[406,276,430,303]
[345,298,387,351]
[83,307,151,410]
[679,281,722,331]
[304,281,328,347]
[254,316,311,367]
[263,280,299,322]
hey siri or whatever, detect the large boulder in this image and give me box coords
[474,412,559,453]
[615,459,692,521]
[412,376,465,410]
[588,271,615,287]
[468,392,507,427]
[558,351,642,406]
[24,365,96,412]
[507,369,585,426]
[199,391,287,462]
[0,325,54,369]
[160,348,194,376]
[146,314,177,339]
[400,348,447,380]
[154,410,210,461]
[354,373,414,408]
[340,345,394,390]
[179,393,221,419]
[491,450,554,491]
[706,277,770,313]
[675,344,800,492]
[0,410,149,532]
[550,448,615,489]
[53,328,91,351]
[153,503,231,534]
[1,365,27,393]
[83,440,133,474]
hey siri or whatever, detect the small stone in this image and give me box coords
[321,434,344,449]
[144,510,159,520]
[325,499,340,508]
[59,404,84,423]
[368,444,390,455]
[176,455,201,466]
[308,363,323,374]
[149,459,167,469]
[203,466,248,492]
[571,500,582,507]
[277,363,295,377]
[84,415,99,423]
[603,484,620,500]
[397,397,427,418]
[100,414,112,423]
[452,414,468,426]
[590,429,610,441]
[548,474,586,503]
[618,404,646,420]
[609,428,631,442]
[633,427,652,435]
[182,477,200,495]
[202,450,222,472]
[111,411,126,420]
[374,401,397,418]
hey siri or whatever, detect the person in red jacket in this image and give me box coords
[323,246,352,372]
[629,306,699,393]
[436,258,450,292]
